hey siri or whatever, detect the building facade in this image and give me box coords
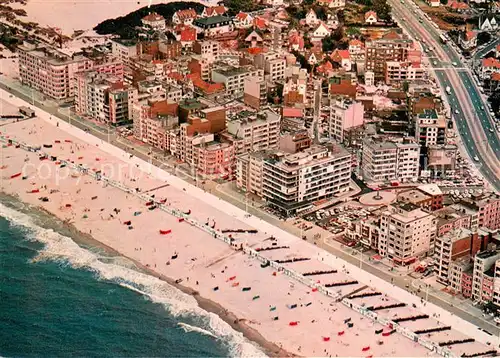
[18,42,94,100]
[379,202,437,265]
[361,137,420,183]
[262,145,351,216]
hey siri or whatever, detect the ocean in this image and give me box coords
[0,197,266,357]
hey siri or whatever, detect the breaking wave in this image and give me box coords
[0,202,267,358]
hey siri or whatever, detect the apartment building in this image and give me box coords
[18,42,94,100]
[236,150,272,197]
[345,215,381,250]
[192,40,220,62]
[254,52,286,82]
[476,194,500,230]
[329,97,364,143]
[132,99,178,147]
[385,61,426,84]
[75,70,137,124]
[111,39,139,66]
[243,76,267,110]
[224,109,280,155]
[434,229,485,285]
[361,136,420,183]
[212,65,264,97]
[448,256,472,295]
[435,206,472,237]
[194,141,235,177]
[379,202,437,265]
[397,184,443,212]
[365,32,413,80]
[472,249,500,303]
[456,194,500,231]
[262,145,351,217]
[493,259,500,306]
[415,109,446,147]
[279,130,312,153]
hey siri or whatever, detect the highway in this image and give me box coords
[388,0,500,192]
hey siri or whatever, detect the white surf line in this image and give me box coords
[0,87,494,355]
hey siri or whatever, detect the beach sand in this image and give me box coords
[0,112,495,357]
[13,0,203,35]
[0,191,289,357]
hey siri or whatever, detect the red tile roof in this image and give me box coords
[253,17,267,30]
[247,47,264,55]
[143,12,164,22]
[332,49,350,60]
[464,31,476,41]
[204,6,226,16]
[236,12,249,21]
[447,0,469,9]
[180,26,196,42]
[491,72,500,81]
[349,39,364,47]
[175,9,197,20]
[365,11,377,20]
[482,57,500,69]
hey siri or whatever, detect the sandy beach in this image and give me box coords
[0,89,497,357]
[11,0,206,35]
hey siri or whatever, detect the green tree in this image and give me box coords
[402,81,409,92]
[373,0,392,21]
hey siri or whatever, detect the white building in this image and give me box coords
[312,22,330,40]
[329,97,364,143]
[361,136,420,183]
[111,39,139,66]
[385,61,426,84]
[262,145,352,217]
[264,57,286,82]
[379,202,437,265]
[172,9,198,25]
[212,65,263,97]
[141,12,166,30]
[305,9,319,26]
[225,109,280,154]
[234,12,253,28]
[365,11,378,24]
[236,150,270,197]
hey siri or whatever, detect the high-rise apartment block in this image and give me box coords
[18,42,94,100]
[379,202,437,265]
[262,145,351,217]
[361,137,420,183]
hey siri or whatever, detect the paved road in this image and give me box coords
[389,0,500,192]
[473,39,500,61]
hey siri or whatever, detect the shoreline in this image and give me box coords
[0,191,294,358]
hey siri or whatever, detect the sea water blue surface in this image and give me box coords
[0,200,265,357]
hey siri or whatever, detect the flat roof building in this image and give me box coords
[262,145,352,217]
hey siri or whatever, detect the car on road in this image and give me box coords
[481,106,484,111]
[474,156,480,162]
[452,62,458,66]
[454,109,459,114]
[489,128,494,133]
[433,61,437,65]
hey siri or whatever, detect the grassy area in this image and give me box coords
[412,0,468,30]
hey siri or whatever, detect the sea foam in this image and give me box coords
[0,203,267,358]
